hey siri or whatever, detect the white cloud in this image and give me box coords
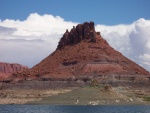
[0,13,78,67]
[0,13,150,72]
[0,13,78,37]
[96,18,150,72]
[0,37,59,67]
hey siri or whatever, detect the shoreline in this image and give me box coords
[0,85,150,105]
[0,89,72,105]
[27,86,150,106]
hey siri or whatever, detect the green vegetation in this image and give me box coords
[143,96,150,101]
[28,85,141,105]
[90,79,99,87]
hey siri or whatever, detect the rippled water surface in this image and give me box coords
[0,105,150,113]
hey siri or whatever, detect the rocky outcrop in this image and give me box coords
[57,21,97,50]
[0,62,29,82]
[0,62,28,74]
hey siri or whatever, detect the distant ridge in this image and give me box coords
[0,62,28,82]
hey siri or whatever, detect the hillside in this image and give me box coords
[12,22,150,83]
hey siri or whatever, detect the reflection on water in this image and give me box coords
[0,105,150,113]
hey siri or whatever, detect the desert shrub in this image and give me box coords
[90,79,99,87]
[143,96,150,101]
[103,84,112,91]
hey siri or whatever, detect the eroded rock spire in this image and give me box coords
[57,21,98,50]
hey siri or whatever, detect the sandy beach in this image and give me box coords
[0,89,72,104]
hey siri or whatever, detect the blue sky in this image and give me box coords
[0,0,150,72]
[0,0,150,25]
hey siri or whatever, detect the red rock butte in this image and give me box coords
[10,21,150,83]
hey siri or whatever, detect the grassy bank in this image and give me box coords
[28,85,150,105]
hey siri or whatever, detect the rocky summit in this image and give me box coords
[57,21,97,50]
[8,21,149,85]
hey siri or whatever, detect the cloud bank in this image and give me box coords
[96,18,150,72]
[0,13,78,67]
[0,13,150,72]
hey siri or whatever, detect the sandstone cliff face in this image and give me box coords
[0,62,28,81]
[0,62,28,73]
[57,21,97,50]
[8,22,150,83]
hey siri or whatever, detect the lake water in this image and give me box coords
[0,105,150,113]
